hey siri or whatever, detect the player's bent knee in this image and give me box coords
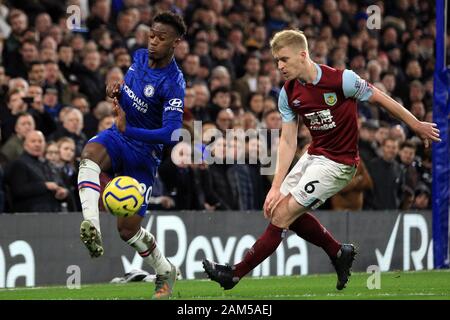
[117,226,137,242]
[271,196,309,228]
[81,143,103,162]
[80,143,111,172]
[271,206,289,228]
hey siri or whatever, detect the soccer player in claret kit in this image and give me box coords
[77,12,186,299]
[203,30,441,291]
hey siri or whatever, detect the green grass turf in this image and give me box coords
[0,270,449,300]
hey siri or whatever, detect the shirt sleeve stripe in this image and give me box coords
[342,69,373,102]
[278,87,296,122]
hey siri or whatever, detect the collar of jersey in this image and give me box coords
[145,54,175,73]
[297,63,322,86]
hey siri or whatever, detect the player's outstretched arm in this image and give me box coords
[369,87,441,148]
[263,120,298,218]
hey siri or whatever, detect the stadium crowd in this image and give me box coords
[0,0,435,213]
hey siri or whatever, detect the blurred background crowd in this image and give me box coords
[0,0,437,213]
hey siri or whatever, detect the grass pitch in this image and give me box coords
[0,270,449,300]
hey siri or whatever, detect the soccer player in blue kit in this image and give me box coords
[77,12,186,299]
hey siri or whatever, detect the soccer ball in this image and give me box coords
[102,176,144,217]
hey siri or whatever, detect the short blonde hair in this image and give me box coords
[270,29,308,54]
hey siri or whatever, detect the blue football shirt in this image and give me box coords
[117,48,186,145]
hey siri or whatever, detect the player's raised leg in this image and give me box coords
[78,142,112,258]
[117,213,176,299]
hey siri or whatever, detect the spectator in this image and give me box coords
[0,112,35,162]
[233,54,260,107]
[182,53,201,87]
[398,141,420,191]
[58,43,76,80]
[248,92,265,121]
[71,94,93,136]
[191,82,212,122]
[8,77,29,93]
[381,71,401,101]
[27,61,46,87]
[375,121,390,148]
[263,97,277,114]
[364,137,405,210]
[209,86,231,121]
[55,137,79,211]
[129,24,149,53]
[227,138,255,210]
[215,108,234,134]
[86,0,112,32]
[208,137,237,210]
[48,107,86,159]
[34,13,51,36]
[246,136,271,209]
[229,91,244,118]
[76,50,105,106]
[174,39,190,65]
[241,112,258,131]
[146,171,176,211]
[412,184,431,210]
[8,39,39,79]
[183,86,196,121]
[209,66,232,91]
[193,39,210,60]
[66,74,82,101]
[1,89,27,142]
[245,24,267,51]
[5,130,69,212]
[43,60,70,105]
[48,25,63,47]
[2,9,28,68]
[389,124,407,144]
[26,84,57,136]
[257,73,280,100]
[45,141,59,166]
[114,9,138,47]
[400,185,415,210]
[114,50,131,75]
[410,101,426,122]
[43,86,62,121]
[312,39,330,65]
[263,109,282,130]
[211,40,235,80]
[81,99,113,140]
[408,80,425,106]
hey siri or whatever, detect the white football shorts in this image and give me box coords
[280,152,356,209]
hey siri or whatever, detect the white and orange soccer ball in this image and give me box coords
[102,176,144,217]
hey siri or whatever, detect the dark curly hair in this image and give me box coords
[153,11,187,37]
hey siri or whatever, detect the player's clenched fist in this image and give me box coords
[106,80,123,99]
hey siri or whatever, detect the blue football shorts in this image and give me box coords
[89,126,162,217]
